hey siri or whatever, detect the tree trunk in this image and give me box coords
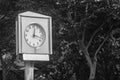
[83,51,97,80]
[89,61,97,80]
[1,57,9,80]
[2,69,8,80]
[83,51,96,80]
[79,41,97,80]
[70,73,76,80]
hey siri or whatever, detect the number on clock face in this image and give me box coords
[24,23,46,48]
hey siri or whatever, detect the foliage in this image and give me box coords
[0,0,120,80]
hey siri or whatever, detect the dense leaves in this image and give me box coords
[0,0,120,80]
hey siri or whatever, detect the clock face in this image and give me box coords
[24,23,46,48]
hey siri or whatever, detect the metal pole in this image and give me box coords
[25,61,34,80]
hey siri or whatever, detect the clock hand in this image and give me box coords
[34,35,43,41]
[34,26,36,36]
[33,26,35,37]
[34,31,42,38]
[35,35,41,38]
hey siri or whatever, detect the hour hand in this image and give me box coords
[35,35,41,38]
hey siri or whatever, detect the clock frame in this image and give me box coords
[16,11,52,60]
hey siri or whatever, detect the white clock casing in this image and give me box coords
[16,11,52,55]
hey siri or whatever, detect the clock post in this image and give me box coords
[16,11,52,80]
[25,61,34,80]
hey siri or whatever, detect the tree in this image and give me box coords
[51,0,120,80]
[0,0,120,80]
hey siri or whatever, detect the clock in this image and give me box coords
[24,23,46,48]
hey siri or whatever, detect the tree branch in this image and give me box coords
[85,3,88,16]
[94,25,113,58]
[73,23,90,65]
[0,15,5,22]
[79,40,92,67]
[81,28,86,42]
[94,36,109,59]
[86,23,105,49]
